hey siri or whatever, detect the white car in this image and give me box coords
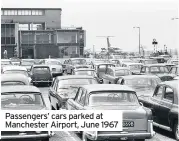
[41,59,63,77]
[2,65,32,83]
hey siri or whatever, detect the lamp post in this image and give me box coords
[133,27,141,56]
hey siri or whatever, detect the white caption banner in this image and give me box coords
[1,110,123,131]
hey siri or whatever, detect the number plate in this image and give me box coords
[123,121,134,127]
[52,68,56,71]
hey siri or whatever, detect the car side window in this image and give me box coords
[109,70,114,76]
[141,67,146,73]
[79,89,86,106]
[153,86,164,99]
[106,68,110,74]
[75,88,83,102]
[146,67,150,73]
[51,78,56,88]
[163,86,174,103]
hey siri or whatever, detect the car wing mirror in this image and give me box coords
[139,102,143,106]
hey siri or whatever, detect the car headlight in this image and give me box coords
[36,131,42,133]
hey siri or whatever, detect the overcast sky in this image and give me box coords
[1,0,179,52]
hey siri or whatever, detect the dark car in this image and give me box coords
[30,65,53,86]
[66,84,155,141]
[118,75,162,100]
[1,85,52,141]
[102,67,132,84]
[140,64,174,81]
[49,75,98,110]
[139,80,179,141]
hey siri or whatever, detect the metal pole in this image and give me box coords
[93,45,95,59]
[139,27,141,56]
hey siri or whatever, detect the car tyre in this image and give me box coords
[51,105,55,110]
[174,122,179,141]
[82,132,91,141]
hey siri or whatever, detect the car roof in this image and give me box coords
[74,68,95,71]
[2,65,27,71]
[82,84,135,93]
[32,64,50,67]
[160,80,179,88]
[143,64,168,67]
[1,74,29,83]
[123,62,143,65]
[1,85,40,93]
[119,74,160,79]
[110,67,130,71]
[56,75,95,80]
[93,62,115,65]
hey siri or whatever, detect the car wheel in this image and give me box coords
[51,105,55,110]
[174,122,179,141]
[41,138,49,141]
[82,132,91,141]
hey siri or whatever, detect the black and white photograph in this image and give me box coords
[1,0,179,141]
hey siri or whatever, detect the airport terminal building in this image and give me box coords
[1,8,86,59]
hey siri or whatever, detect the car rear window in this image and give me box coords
[1,93,44,108]
[115,70,131,76]
[3,70,28,77]
[150,66,169,73]
[89,92,139,106]
[33,67,50,73]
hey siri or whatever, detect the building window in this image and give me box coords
[2,9,44,16]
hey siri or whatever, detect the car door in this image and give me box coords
[98,65,107,79]
[150,85,165,124]
[73,88,85,110]
[49,79,58,109]
[75,88,86,110]
[102,68,111,84]
[158,85,174,127]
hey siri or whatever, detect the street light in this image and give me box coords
[133,27,141,56]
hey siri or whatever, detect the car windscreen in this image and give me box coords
[89,91,139,106]
[72,59,87,65]
[115,70,131,76]
[1,93,44,108]
[33,67,50,74]
[150,66,169,73]
[1,81,25,86]
[123,77,161,90]
[3,70,28,77]
[58,78,98,88]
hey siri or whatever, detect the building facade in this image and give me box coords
[1,8,86,59]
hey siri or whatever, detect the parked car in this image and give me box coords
[1,73,30,85]
[92,63,116,79]
[138,59,158,65]
[1,85,52,141]
[150,56,165,63]
[2,65,31,83]
[122,62,143,74]
[169,66,178,76]
[49,75,98,110]
[119,59,134,66]
[102,67,132,84]
[20,59,35,71]
[109,59,121,67]
[118,75,161,100]
[40,59,63,77]
[1,59,12,73]
[73,68,103,83]
[65,58,89,74]
[66,84,155,141]
[167,59,179,65]
[30,65,53,86]
[139,80,179,141]
[10,57,21,66]
[140,64,174,81]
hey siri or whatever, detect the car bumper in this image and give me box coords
[1,134,49,140]
[52,71,63,75]
[85,120,155,140]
